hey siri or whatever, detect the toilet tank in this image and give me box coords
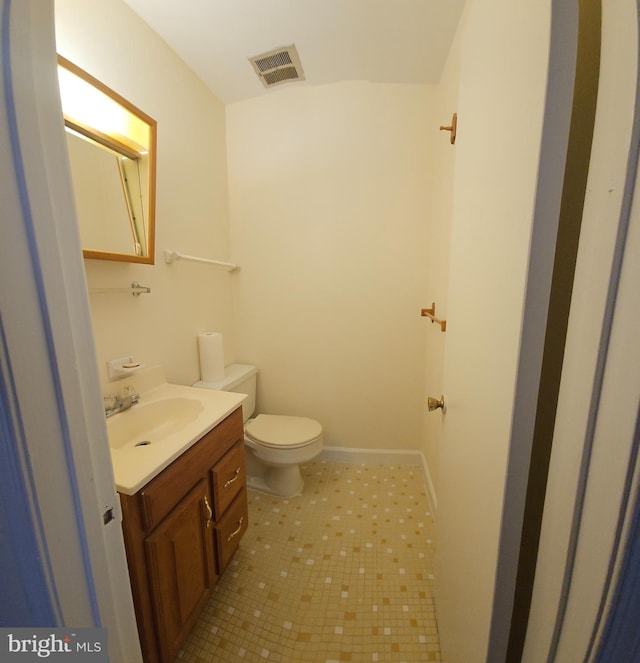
[194,364,257,422]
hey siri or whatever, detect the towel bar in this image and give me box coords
[164,249,239,272]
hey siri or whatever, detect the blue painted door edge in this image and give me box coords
[594,406,640,662]
[0,320,58,626]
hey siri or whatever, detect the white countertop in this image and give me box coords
[106,371,245,495]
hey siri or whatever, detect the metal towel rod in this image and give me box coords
[164,249,239,272]
[89,282,151,296]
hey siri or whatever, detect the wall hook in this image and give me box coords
[440,113,457,144]
[421,303,447,332]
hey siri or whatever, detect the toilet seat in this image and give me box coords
[245,414,322,449]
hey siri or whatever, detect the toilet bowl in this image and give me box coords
[193,364,323,497]
[244,414,323,497]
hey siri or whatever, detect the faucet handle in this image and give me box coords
[123,385,140,403]
[103,395,120,416]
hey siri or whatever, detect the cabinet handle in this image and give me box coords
[224,468,241,488]
[226,516,244,542]
[203,496,213,528]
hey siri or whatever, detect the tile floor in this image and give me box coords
[177,459,441,662]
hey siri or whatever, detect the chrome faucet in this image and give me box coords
[104,385,140,418]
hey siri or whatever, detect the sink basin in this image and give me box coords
[107,397,204,450]
[104,372,247,496]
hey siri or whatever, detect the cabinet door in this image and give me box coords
[145,480,217,663]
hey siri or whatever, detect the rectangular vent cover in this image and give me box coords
[249,44,305,89]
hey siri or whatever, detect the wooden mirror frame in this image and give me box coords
[58,55,157,264]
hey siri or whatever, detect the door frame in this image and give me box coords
[0,1,141,659]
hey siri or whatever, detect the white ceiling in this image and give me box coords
[122,0,466,105]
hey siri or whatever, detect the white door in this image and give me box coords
[433,1,579,661]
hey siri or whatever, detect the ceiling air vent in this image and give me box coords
[249,44,305,89]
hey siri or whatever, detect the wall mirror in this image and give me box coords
[57,55,157,264]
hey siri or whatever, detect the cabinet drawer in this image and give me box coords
[211,441,246,519]
[139,408,244,530]
[215,488,248,572]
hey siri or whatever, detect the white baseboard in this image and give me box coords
[320,445,421,465]
[319,445,437,521]
[420,454,438,521]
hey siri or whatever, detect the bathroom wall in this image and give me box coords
[226,83,434,450]
[54,0,235,387]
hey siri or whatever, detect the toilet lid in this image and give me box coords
[245,414,322,449]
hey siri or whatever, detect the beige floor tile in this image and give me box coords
[177,460,440,662]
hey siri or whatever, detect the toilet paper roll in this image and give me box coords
[198,332,225,382]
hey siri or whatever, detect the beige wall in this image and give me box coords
[55,0,235,387]
[226,82,434,450]
[55,1,444,456]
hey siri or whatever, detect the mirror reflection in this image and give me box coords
[58,55,157,264]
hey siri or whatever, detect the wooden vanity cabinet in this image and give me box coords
[119,407,248,663]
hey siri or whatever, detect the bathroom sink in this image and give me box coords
[105,368,246,495]
[106,397,204,450]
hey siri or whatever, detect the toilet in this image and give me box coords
[193,364,323,497]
